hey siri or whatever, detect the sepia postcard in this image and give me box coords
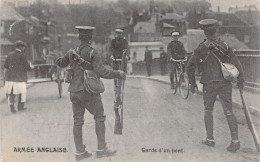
[0,0,260,161]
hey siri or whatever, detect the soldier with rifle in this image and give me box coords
[187,19,244,152]
[109,27,129,134]
[56,26,126,161]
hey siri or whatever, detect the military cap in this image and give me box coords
[171,31,180,36]
[115,28,124,33]
[14,40,27,47]
[75,26,95,41]
[199,19,219,30]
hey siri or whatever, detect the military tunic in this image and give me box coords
[186,38,244,141]
[56,43,121,152]
[110,37,128,71]
[167,40,186,85]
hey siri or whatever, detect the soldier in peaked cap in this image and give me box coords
[56,26,126,161]
[110,27,129,71]
[186,19,244,152]
[109,27,129,109]
[4,40,32,113]
[167,31,187,89]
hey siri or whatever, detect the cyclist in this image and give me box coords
[167,31,187,89]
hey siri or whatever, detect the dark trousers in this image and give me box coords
[168,62,177,85]
[145,63,151,76]
[70,90,106,153]
[203,81,238,141]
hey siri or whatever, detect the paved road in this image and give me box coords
[1,78,260,162]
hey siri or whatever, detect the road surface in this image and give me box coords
[1,78,260,162]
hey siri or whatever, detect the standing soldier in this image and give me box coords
[187,19,244,152]
[110,28,128,73]
[109,28,128,109]
[144,46,152,76]
[167,31,186,89]
[159,47,167,75]
[56,26,126,161]
[4,40,32,113]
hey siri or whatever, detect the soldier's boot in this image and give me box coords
[10,104,16,113]
[226,112,240,152]
[226,141,240,152]
[96,146,117,158]
[203,110,214,147]
[201,138,215,147]
[95,118,117,158]
[74,125,89,159]
[17,102,27,111]
[75,150,92,161]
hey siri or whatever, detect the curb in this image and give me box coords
[127,75,260,116]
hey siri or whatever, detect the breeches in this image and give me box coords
[70,90,106,126]
[203,81,232,115]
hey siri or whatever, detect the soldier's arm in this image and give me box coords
[124,39,130,59]
[56,49,71,68]
[109,40,115,58]
[229,48,244,84]
[21,54,31,71]
[4,55,9,69]
[181,43,187,56]
[92,50,121,79]
[187,47,201,85]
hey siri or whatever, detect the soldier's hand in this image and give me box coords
[110,55,115,61]
[118,70,126,80]
[190,83,198,94]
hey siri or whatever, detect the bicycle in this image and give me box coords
[170,57,190,99]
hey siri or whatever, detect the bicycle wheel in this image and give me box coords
[172,69,178,94]
[58,80,62,98]
[179,72,189,99]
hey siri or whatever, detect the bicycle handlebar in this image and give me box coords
[170,57,188,62]
[111,57,122,61]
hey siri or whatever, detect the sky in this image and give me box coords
[1,0,260,12]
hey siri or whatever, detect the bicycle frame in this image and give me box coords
[170,57,190,99]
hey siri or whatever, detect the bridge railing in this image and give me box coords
[235,50,260,88]
[131,50,260,89]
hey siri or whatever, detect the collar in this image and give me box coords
[15,49,22,53]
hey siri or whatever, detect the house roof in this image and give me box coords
[163,22,175,28]
[0,4,25,21]
[162,13,184,20]
[207,12,248,26]
[234,10,260,25]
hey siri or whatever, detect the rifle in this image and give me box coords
[240,90,260,152]
[114,50,127,135]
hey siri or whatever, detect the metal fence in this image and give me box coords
[131,50,260,89]
[235,50,260,88]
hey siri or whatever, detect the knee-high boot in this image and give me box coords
[73,125,85,153]
[204,110,214,140]
[96,121,106,150]
[226,114,238,140]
